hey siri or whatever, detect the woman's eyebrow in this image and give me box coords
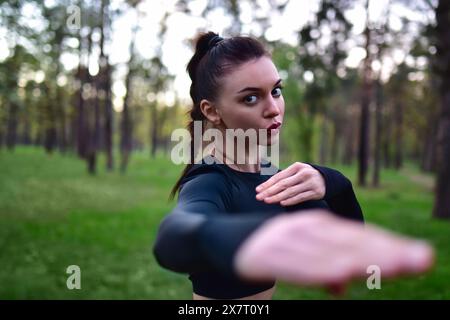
[236,79,282,94]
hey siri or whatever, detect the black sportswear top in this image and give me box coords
[153,155,364,299]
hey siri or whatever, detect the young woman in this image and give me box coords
[153,32,434,300]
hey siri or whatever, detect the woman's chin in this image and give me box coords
[258,133,279,146]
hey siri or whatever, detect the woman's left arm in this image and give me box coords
[308,164,364,222]
[255,162,364,222]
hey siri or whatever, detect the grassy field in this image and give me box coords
[0,146,449,299]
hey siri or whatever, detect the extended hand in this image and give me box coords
[234,210,434,294]
[256,162,326,206]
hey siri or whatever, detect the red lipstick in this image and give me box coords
[267,122,281,130]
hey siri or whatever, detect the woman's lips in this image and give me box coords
[267,122,281,130]
[266,122,281,135]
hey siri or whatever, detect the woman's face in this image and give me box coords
[215,56,285,145]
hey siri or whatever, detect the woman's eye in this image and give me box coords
[244,95,258,104]
[272,86,283,97]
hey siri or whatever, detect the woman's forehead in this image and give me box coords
[222,57,280,93]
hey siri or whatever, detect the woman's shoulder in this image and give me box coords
[180,155,235,189]
[178,156,237,208]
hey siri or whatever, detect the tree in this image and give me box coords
[371,2,390,187]
[149,11,171,158]
[120,0,141,173]
[98,0,114,171]
[357,0,373,186]
[432,0,450,219]
[0,0,39,151]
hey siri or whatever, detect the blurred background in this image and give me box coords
[0,0,449,299]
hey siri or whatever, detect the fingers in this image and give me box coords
[279,191,316,206]
[255,163,324,206]
[256,165,314,202]
[255,162,308,193]
[400,242,435,273]
[356,228,435,278]
[320,223,435,283]
[261,183,312,204]
[256,173,304,201]
[235,210,435,293]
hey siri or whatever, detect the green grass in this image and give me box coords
[0,146,449,299]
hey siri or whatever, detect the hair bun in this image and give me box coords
[208,35,224,49]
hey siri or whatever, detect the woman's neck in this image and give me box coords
[212,145,261,173]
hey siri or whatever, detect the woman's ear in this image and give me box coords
[199,99,222,125]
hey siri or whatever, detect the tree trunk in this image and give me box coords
[319,115,328,165]
[69,93,78,151]
[99,0,113,170]
[382,107,392,168]
[0,121,4,149]
[432,0,450,219]
[372,80,383,187]
[22,110,31,145]
[158,105,170,156]
[21,91,32,145]
[120,81,132,173]
[35,99,44,147]
[52,36,67,154]
[94,82,101,154]
[358,0,372,186]
[104,63,114,171]
[57,85,67,153]
[86,94,98,175]
[6,102,18,150]
[394,101,403,170]
[0,125,3,149]
[421,119,436,172]
[358,96,370,186]
[330,107,342,165]
[76,74,87,159]
[76,36,87,159]
[342,110,355,166]
[43,83,57,154]
[85,82,97,173]
[150,103,158,158]
[298,112,315,164]
[120,13,138,173]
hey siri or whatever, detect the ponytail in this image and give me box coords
[169,31,270,200]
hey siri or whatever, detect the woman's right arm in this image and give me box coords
[153,172,274,276]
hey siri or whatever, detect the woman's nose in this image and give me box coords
[264,96,281,118]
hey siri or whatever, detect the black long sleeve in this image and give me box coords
[153,171,274,276]
[153,163,364,278]
[309,164,364,223]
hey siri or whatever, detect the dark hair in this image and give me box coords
[169,31,271,200]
